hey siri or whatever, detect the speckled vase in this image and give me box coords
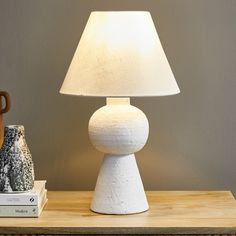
[0,125,34,192]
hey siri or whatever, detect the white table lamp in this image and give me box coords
[60,11,180,214]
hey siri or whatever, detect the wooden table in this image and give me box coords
[0,191,236,235]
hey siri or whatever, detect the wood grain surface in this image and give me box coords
[0,191,235,235]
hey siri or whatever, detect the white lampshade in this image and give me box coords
[60,11,180,97]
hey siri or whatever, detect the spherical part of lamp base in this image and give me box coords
[88,103,149,155]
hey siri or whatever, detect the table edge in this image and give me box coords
[1,226,236,235]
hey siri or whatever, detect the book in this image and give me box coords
[0,180,46,205]
[0,190,47,217]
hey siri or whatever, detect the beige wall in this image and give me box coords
[1,0,236,193]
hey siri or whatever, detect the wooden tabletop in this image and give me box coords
[0,191,236,235]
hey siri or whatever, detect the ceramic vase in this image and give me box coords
[0,125,34,192]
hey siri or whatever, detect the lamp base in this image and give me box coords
[91,153,149,214]
[89,97,149,215]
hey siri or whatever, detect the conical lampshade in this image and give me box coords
[60,11,180,97]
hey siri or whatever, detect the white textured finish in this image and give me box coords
[89,98,149,214]
[88,99,149,155]
[60,11,180,97]
[91,154,149,214]
[59,11,180,212]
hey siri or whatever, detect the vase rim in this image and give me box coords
[5,125,24,129]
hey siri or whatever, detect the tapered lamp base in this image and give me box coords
[91,154,149,214]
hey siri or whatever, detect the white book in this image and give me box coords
[0,190,47,217]
[0,180,46,205]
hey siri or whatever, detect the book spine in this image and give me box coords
[0,183,45,205]
[0,191,47,217]
[0,205,39,217]
[0,194,39,205]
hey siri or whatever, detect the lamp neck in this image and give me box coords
[106,97,130,105]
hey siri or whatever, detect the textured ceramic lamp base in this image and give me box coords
[91,154,148,214]
[89,98,149,214]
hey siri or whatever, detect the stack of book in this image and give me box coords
[0,180,47,217]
